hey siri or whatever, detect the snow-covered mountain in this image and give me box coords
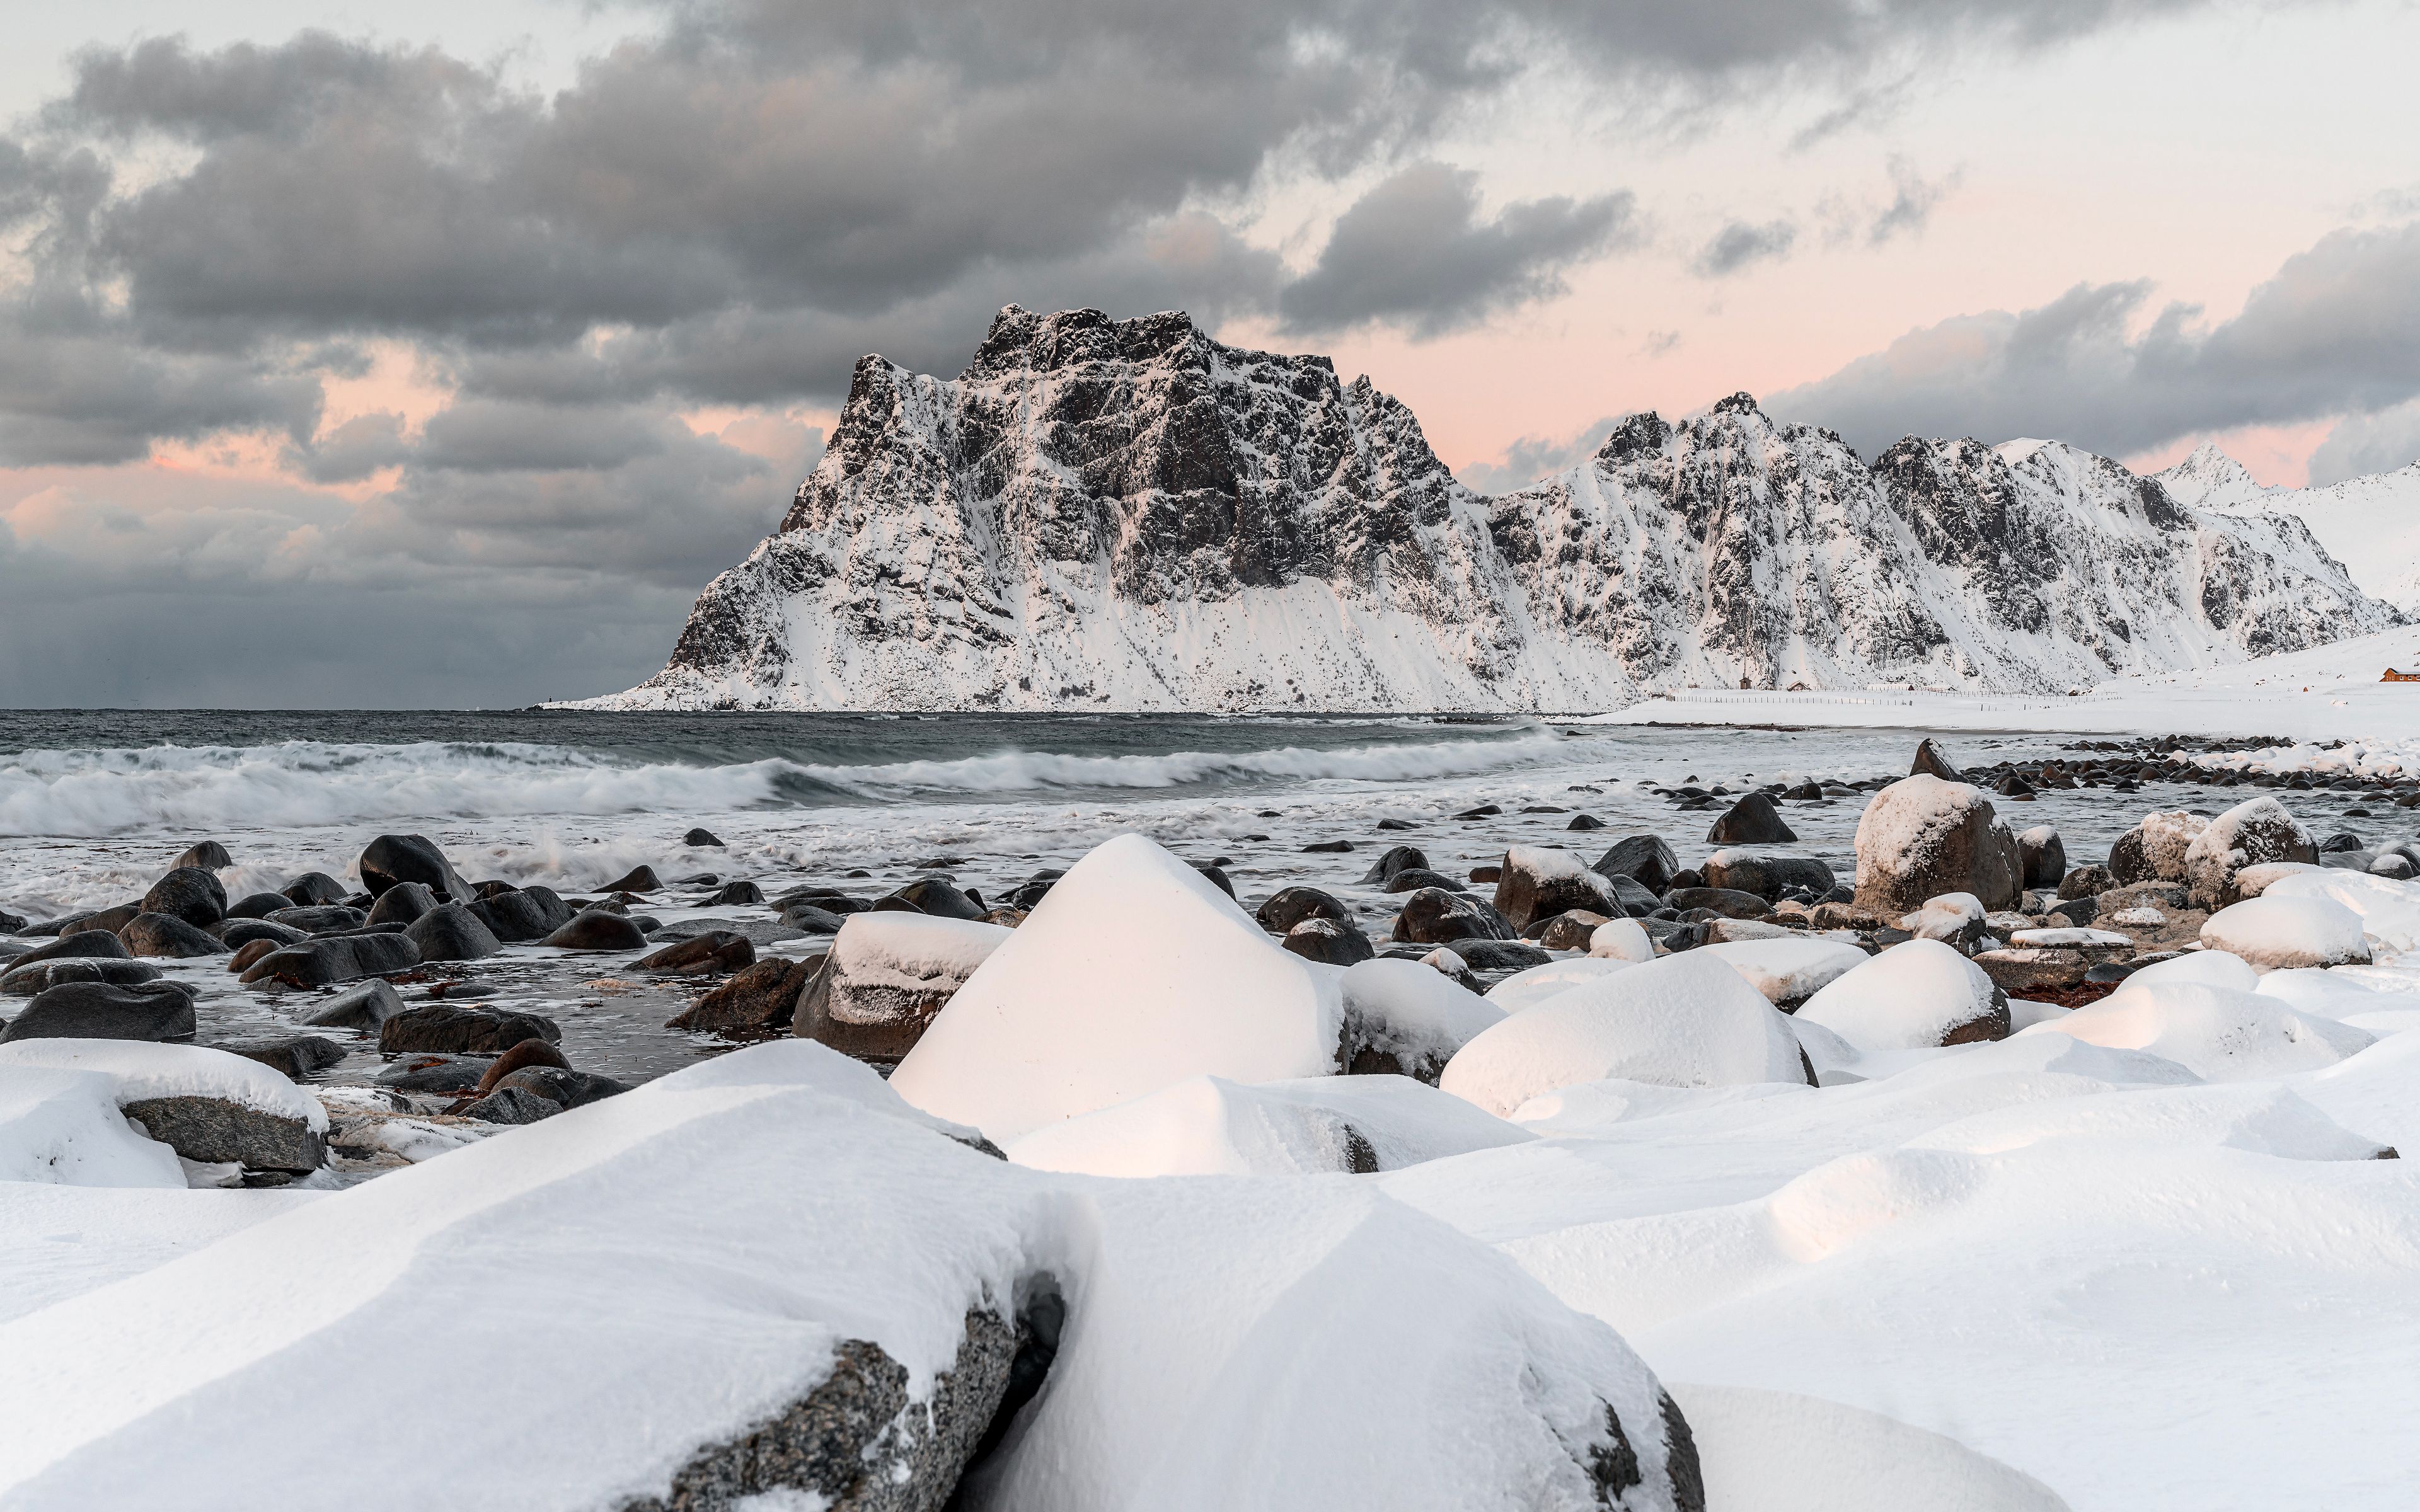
[570,306,2400,712]
[2157,442,2420,612]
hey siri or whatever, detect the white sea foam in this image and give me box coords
[0,732,1575,837]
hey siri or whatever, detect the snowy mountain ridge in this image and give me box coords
[2156,443,2420,612]
[570,306,2402,712]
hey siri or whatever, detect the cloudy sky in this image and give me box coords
[4,0,2417,708]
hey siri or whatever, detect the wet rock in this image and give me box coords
[3,958,162,1002]
[122,1095,324,1173]
[171,840,234,873]
[541,909,649,951]
[1282,918,1376,966]
[227,939,277,973]
[9,929,134,971]
[636,930,756,975]
[47,904,145,939]
[1593,835,1680,895]
[366,882,438,926]
[1566,813,1606,830]
[1493,845,1622,932]
[493,1064,627,1109]
[239,932,422,988]
[684,828,725,847]
[469,886,575,942]
[2046,894,2099,926]
[214,1035,351,1080]
[1699,850,1834,901]
[121,912,233,958]
[139,867,228,929]
[877,877,987,920]
[379,1005,562,1055]
[706,879,766,906]
[1256,886,1354,935]
[222,918,310,951]
[1850,775,2021,915]
[1910,737,1966,782]
[375,1053,492,1092]
[226,891,293,921]
[671,955,817,1036]
[1189,861,1236,900]
[2058,863,2114,900]
[1394,887,1516,945]
[281,873,349,906]
[304,978,407,1031]
[266,905,369,935]
[600,865,663,893]
[1380,868,1467,895]
[1358,845,1431,885]
[1705,791,1797,845]
[458,1084,565,1125]
[2182,796,2318,910]
[359,834,471,901]
[1601,872,1662,917]
[1538,910,1611,951]
[2107,811,2210,886]
[470,1037,572,1094]
[1664,887,1772,920]
[1450,939,1555,973]
[794,916,1008,1063]
[1453,804,1503,820]
[781,905,849,934]
[1301,839,1355,853]
[2018,825,2066,890]
[2319,830,2365,854]
[1469,865,1502,884]
[0,980,197,1043]
[403,903,502,963]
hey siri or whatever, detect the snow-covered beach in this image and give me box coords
[4,703,2420,1509]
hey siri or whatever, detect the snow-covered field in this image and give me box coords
[6,818,2419,1509]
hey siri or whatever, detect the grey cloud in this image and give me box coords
[0,325,322,466]
[1279,163,1637,338]
[1869,156,1957,244]
[285,412,410,484]
[1768,220,2420,458]
[2308,400,2420,484]
[1695,218,1797,277]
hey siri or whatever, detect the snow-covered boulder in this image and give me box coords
[793,914,1012,1064]
[2018,825,2065,890]
[2263,869,2420,956]
[2022,980,2375,1080]
[890,834,1342,1142]
[1589,917,1656,962]
[1337,958,1504,1080]
[1492,845,1620,931]
[1701,849,1834,900]
[0,1040,327,1180]
[1851,776,2020,914]
[2182,796,2317,910]
[2199,895,2371,970]
[1795,939,2010,1051]
[1700,939,1869,1010]
[1486,958,1634,1012]
[2233,861,2324,898]
[2107,810,2209,886]
[2124,950,2259,992]
[1441,953,1810,1116]
[1902,891,1985,949]
[1003,1074,1532,1177]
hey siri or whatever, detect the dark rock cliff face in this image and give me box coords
[579,306,2398,711]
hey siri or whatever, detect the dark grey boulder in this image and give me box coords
[171,840,234,873]
[684,828,725,847]
[226,891,293,920]
[542,909,648,951]
[366,882,437,926]
[1493,848,1620,931]
[239,932,421,988]
[1698,852,1835,901]
[0,908,24,935]
[1189,861,1236,900]
[1301,839,1356,853]
[1603,873,1662,917]
[281,872,348,906]
[1594,835,1681,895]
[1705,792,1797,845]
[1282,919,1376,966]
[876,877,986,920]
[266,905,369,935]
[213,1035,350,1080]
[1256,886,1353,935]
[303,978,407,1031]
[780,904,848,934]
[469,885,575,942]
[671,955,815,1036]
[121,912,233,958]
[706,879,765,906]
[9,929,132,970]
[1381,867,1468,894]
[1911,738,1967,782]
[0,980,197,1043]
[2058,862,2114,900]
[2020,826,2068,890]
[491,1064,626,1109]
[771,886,873,915]
[1357,845,1431,885]
[1451,939,1556,973]
[122,1095,324,1173]
[599,865,664,893]
[40,904,142,939]
[374,1053,492,1092]
[379,1004,562,1055]
[1,956,163,997]
[1567,813,1606,830]
[1394,888,1516,945]
[359,834,470,900]
[635,930,755,975]
[998,874,1059,910]
[457,1084,566,1125]
[1666,886,1773,919]
[141,867,228,929]
[405,902,502,963]
[221,918,309,950]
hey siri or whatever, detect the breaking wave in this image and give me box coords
[0,730,1575,837]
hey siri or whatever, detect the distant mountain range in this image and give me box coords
[567,306,2404,712]
[2155,442,2420,613]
